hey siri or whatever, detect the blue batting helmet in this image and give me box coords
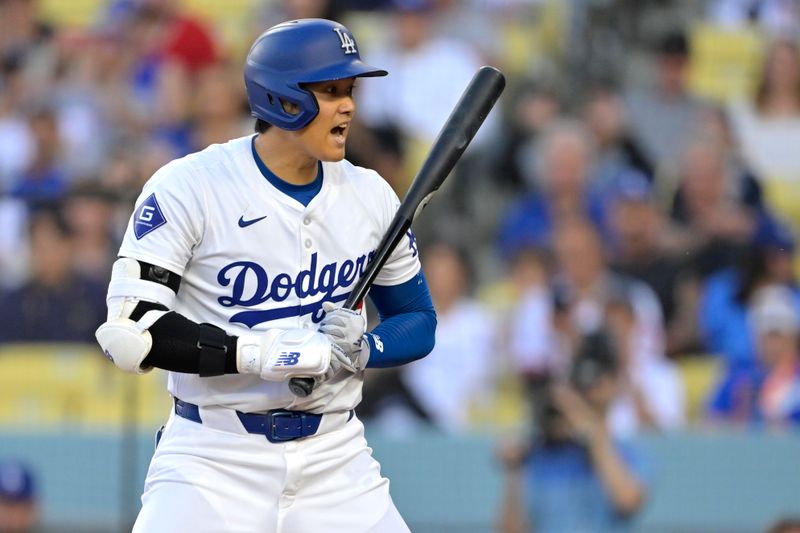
[244,19,387,131]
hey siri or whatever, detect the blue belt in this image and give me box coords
[174,398,352,443]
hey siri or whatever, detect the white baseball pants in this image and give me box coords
[132,407,410,533]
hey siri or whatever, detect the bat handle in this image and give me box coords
[288,293,364,397]
[289,377,315,397]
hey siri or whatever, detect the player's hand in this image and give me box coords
[236,329,332,382]
[319,301,369,374]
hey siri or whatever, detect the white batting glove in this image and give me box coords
[319,301,369,374]
[237,328,332,381]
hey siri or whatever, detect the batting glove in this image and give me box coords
[319,301,369,374]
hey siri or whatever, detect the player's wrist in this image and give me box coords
[237,328,332,381]
[358,333,374,369]
[236,330,282,374]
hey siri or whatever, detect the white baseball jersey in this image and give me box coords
[119,134,420,414]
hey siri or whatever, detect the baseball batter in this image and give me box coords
[95,19,436,532]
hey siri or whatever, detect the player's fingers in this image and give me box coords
[331,344,357,373]
[321,315,348,328]
[319,324,347,338]
[322,301,338,313]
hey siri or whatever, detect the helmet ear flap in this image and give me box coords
[245,78,319,130]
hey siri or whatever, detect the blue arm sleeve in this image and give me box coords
[364,270,437,368]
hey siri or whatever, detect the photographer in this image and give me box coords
[498,332,648,533]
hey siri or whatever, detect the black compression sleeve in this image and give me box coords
[139,310,239,374]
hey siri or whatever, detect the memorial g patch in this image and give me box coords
[133,193,167,240]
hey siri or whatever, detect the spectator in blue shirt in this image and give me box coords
[702,217,799,419]
[498,332,648,533]
[708,284,800,426]
[496,120,609,261]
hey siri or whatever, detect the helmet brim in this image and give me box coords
[300,59,388,83]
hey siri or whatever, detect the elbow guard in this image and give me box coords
[95,257,179,374]
[96,311,166,374]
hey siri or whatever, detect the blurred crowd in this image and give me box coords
[2,0,800,530]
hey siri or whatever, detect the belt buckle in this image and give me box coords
[268,410,303,442]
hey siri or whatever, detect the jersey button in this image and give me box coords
[303,217,311,226]
[304,239,312,249]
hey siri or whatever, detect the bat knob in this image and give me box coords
[289,377,315,397]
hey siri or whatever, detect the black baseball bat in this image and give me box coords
[289,66,506,397]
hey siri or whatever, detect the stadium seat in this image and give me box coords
[0,344,170,428]
[676,355,722,422]
[688,23,763,104]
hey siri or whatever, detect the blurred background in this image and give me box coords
[1,0,800,531]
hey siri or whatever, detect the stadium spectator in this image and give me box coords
[496,121,608,261]
[0,0,58,106]
[511,218,679,436]
[360,242,496,433]
[9,107,68,205]
[752,285,800,426]
[603,288,686,434]
[703,218,800,423]
[0,197,28,289]
[698,105,765,211]
[498,332,648,533]
[103,0,219,158]
[0,207,106,343]
[497,77,562,191]
[582,83,653,193]
[62,181,120,282]
[669,134,758,279]
[400,242,496,432]
[706,283,800,427]
[607,170,701,356]
[188,61,250,152]
[730,38,800,230]
[550,218,665,370]
[357,0,497,151]
[0,53,35,189]
[624,30,707,174]
[0,460,37,533]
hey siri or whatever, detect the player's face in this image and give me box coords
[297,78,356,162]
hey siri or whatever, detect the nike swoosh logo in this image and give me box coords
[238,215,267,228]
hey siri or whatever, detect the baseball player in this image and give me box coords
[95,19,436,532]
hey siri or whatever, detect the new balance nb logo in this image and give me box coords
[275,352,301,366]
[333,27,357,54]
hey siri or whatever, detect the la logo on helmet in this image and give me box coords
[333,28,357,54]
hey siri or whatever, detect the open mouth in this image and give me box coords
[331,123,348,139]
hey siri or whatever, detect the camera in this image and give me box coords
[532,330,620,443]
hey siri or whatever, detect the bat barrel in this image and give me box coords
[404,66,505,210]
[345,66,505,310]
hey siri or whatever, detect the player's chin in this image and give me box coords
[320,142,347,161]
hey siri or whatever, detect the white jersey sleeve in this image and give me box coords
[118,160,205,274]
[371,178,420,286]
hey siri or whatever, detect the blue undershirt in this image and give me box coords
[251,136,436,367]
[366,270,437,368]
[251,136,322,207]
